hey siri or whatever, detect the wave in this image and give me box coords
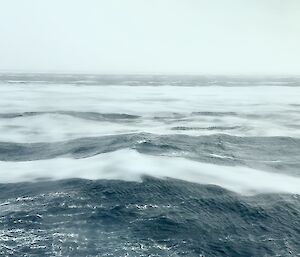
[0,148,299,195]
[1,83,300,141]
[171,125,242,131]
[0,133,300,194]
[1,76,300,256]
[1,177,299,256]
[1,111,300,143]
[1,73,299,87]
[0,110,295,119]
[0,111,140,122]
[0,132,298,159]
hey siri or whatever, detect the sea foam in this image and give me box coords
[1,149,299,196]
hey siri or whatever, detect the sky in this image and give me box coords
[0,0,299,75]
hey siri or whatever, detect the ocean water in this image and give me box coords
[0,74,299,256]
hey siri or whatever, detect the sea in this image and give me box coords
[0,74,299,256]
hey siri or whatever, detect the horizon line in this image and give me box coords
[0,70,300,78]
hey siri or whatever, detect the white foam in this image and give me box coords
[1,84,300,142]
[1,84,299,114]
[0,149,299,196]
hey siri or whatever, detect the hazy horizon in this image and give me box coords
[1,71,300,79]
[1,70,300,77]
[1,0,300,75]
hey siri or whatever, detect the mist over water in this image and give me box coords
[0,74,300,256]
[1,75,300,143]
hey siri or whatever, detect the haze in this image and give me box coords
[0,0,299,75]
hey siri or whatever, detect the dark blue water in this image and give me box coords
[1,178,299,257]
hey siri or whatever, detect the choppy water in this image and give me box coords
[0,74,300,256]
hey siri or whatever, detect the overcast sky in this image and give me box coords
[0,0,299,75]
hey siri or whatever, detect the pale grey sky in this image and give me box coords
[0,0,299,75]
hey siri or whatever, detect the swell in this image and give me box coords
[1,111,299,140]
[0,178,299,256]
[1,133,299,175]
[1,73,299,86]
[1,148,300,195]
[0,111,140,122]
[0,110,292,121]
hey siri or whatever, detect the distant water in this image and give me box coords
[0,74,299,256]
